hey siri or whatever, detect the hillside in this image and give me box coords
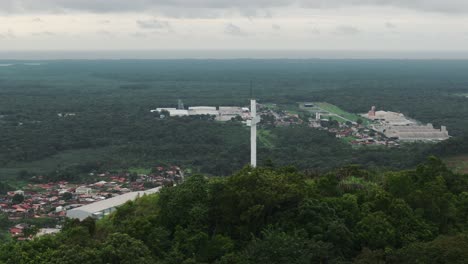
[1,157,467,264]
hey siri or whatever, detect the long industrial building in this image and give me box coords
[188,106,219,116]
[366,107,450,142]
[151,106,248,121]
[66,187,161,221]
[384,124,449,141]
[152,108,189,116]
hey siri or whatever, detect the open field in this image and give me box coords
[280,104,302,115]
[258,129,275,149]
[262,103,279,110]
[127,167,152,175]
[444,155,468,174]
[314,102,368,124]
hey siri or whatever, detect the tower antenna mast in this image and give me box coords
[248,80,259,167]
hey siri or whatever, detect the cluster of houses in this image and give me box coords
[0,166,183,240]
[257,104,304,127]
[331,125,399,147]
[257,103,399,147]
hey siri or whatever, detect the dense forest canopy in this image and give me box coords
[1,158,467,263]
[0,59,468,178]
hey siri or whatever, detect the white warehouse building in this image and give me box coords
[152,108,189,117]
[217,106,244,121]
[66,187,161,221]
[384,124,450,141]
[188,106,219,116]
[367,110,415,126]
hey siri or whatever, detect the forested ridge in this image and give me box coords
[1,157,467,263]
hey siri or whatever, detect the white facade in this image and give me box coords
[153,108,189,116]
[75,186,92,195]
[14,190,24,196]
[152,105,253,119]
[36,228,61,237]
[384,124,449,141]
[188,106,217,111]
[365,109,450,142]
[367,111,414,126]
[217,106,243,121]
[188,106,219,116]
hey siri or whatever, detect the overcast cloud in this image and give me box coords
[1,0,468,14]
[0,0,468,52]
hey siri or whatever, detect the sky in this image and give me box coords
[1,0,468,54]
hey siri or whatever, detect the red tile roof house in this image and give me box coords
[9,227,23,236]
[12,205,27,213]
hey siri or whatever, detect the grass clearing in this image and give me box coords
[280,104,302,115]
[258,129,275,149]
[314,102,370,125]
[315,102,368,124]
[263,103,279,110]
[444,155,468,174]
[127,167,152,175]
[342,136,358,143]
[453,93,468,98]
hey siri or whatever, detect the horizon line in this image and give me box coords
[2,49,468,60]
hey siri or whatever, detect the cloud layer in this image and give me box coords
[1,1,468,51]
[1,0,468,14]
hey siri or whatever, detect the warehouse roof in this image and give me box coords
[188,106,217,110]
[67,187,161,215]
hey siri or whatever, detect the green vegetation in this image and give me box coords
[315,102,369,125]
[444,155,468,174]
[258,129,275,149]
[1,60,468,180]
[0,147,117,179]
[262,103,278,110]
[342,136,358,143]
[1,158,467,263]
[127,167,153,175]
[280,104,301,115]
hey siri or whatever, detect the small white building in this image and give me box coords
[36,228,61,237]
[75,186,93,195]
[14,190,25,196]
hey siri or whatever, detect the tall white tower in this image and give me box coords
[249,99,260,167]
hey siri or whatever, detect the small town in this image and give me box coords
[152,101,450,148]
[0,166,184,240]
[256,102,449,146]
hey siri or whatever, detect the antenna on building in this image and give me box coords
[177,99,185,110]
[250,80,253,99]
